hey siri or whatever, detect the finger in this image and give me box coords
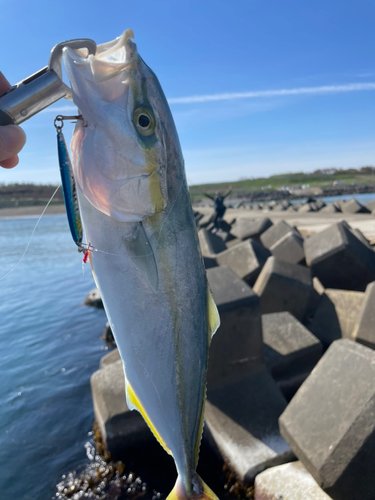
[0,72,11,93]
[0,155,19,169]
[0,125,27,161]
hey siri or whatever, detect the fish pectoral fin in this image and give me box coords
[123,222,158,291]
[166,475,219,500]
[125,379,172,455]
[207,285,220,345]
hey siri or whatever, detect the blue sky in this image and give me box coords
[1,0,375,185]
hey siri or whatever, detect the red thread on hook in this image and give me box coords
[83,250,90,263]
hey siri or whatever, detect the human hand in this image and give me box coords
[0,72,26,168]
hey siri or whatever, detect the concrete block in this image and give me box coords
[260,220,298,249]
[352,281,375,349]
[269,231,305,265]
[309,288,364,347]
[313,276,325,295]
[84,288,104,308]
[214,229,236,243]
[262,312,322,382]
[320,203,339,214]
[253,257,313,322]
[279,339,375,500]
[306,277,326,319]
[206,266,263,384]
[205,368,294,482]
[91,360,152,457]
[335,199,346,209]
[304,221,375,291]
[231,217,273,242]
[203,256,217,269]
[100,348,121,368]
[254,462,333,500]
[216,239,271,286]
[351,227,373,250]
[271,204,285,212]
[298,203,313,213]
[341,197,370,214]
[225,237,242,248]
[102,322,116,346]
[194,211,204,224]
[215,219,232,233]
[286,205,297,212]
[309,202,320,211]
[314,199,326,210]
[197,213,213,228]
[365,198,375,212]
[198,228,227,256]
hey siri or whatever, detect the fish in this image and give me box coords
[62,30,221,500]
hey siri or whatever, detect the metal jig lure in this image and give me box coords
[54,114,92,254]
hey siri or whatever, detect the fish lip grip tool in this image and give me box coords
[0,38,96,126]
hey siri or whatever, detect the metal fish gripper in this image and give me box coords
[0,38,96,126]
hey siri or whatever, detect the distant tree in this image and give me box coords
[359,166,375,175]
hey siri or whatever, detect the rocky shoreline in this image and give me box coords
[198,183,375,203]
[59,195,375,500]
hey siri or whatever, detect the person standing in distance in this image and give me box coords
[203,186,232,232]
[0,72,27,169]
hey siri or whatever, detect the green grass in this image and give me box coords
[189,168,375,195]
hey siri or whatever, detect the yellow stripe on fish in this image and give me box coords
[207,286,220,344]
[126,379,172,455]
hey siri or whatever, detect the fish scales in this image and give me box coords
[63,30,220,500]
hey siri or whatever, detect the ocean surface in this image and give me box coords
[226,191,375,207]
[0,214,108,500]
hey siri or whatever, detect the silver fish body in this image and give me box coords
[63,30,219,500]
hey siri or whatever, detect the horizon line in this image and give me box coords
[168,82,375,104]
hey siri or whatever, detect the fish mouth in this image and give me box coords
[64,29,137,84]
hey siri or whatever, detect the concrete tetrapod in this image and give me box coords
[269,231,305,265]
[206,266,263,384]
[304,221,375,291]
[84,288,104,308]
[205,368,294,483]
[231,217,273,242]
[262,312,322,399]
[279,339,375,500]
[352,281,375,349]
[198,228,227,256]
[365,198,375,212]
[260,220,299,249]
[253,257,313,322]
[215,239,271,286]
[254,461,333,500]
[320,203,340,214]
[341,197,370,214]
[308,288,364,348]
[91,360,154,459]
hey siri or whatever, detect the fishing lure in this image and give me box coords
[54,114,94,259]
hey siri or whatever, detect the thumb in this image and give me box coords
[0,125,26,162]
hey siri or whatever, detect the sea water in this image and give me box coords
[0,214,108,500]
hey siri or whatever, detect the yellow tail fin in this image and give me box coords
[166,475,220,500]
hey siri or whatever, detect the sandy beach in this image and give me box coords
[0,204,66,218]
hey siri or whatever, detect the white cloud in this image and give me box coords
[168,83,375,104]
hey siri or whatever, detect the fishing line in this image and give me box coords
[0,184,61,282]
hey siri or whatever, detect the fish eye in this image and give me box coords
[133,108,155,136]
